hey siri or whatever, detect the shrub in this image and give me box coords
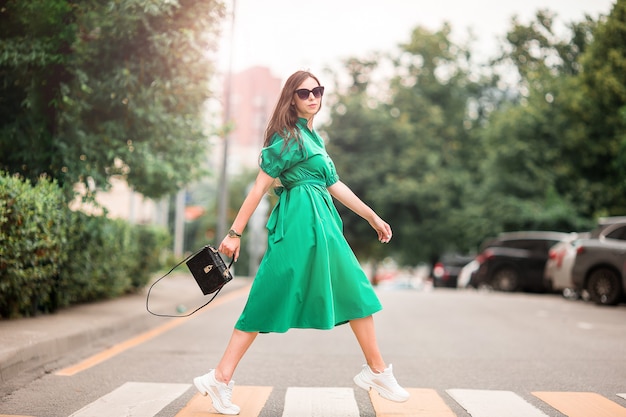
[0,172,170,318]
[0,174,69,317]
[129,225,171,289]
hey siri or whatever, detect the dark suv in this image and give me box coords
[472,231,570,292]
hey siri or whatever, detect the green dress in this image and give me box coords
[235,118,382,333]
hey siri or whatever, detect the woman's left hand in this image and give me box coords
[327,181,392,243]
[370,216,392,243]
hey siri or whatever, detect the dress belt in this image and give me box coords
[274,178,326,195]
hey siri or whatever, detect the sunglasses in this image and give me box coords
[294,86,324,100]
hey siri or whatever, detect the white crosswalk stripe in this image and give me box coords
[620,393,626,401]
[68,382,190,417]
[447,389,549,417]
[282,387,359,417]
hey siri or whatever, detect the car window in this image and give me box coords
[605,225,626,241]
[502,239,543,251]
[548,240,560,247]
[502,238,562,252]
[500,239,522,249]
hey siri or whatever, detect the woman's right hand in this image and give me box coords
[219,236,240,262]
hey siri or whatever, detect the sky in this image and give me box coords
[217,0,616,81]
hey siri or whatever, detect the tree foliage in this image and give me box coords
[0,0,225,199]
[326,25,486,264]
[475,3,626,229]
[574,0,626,215]
[471,10,599,234]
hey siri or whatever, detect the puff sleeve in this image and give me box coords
[259,134,304,178]
[325,157,339,187]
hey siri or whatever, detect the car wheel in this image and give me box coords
[491,267,519,292]
[586,267,623,306]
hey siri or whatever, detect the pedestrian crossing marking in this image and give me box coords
[68,382,189,417]
[283,387,359,417]
[369,388,456,416]
[4,385,626,417]
[447,389,549,417]
[175,386,272,417]
[533,391,626,417]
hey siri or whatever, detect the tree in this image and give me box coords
[574,0,626,216]
[0,0,225,200]
[325,25,486,265]
[324,8,622,266]
[471,10,602,233]
[0,0,75,188]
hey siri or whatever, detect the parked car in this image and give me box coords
[431,253,474,288]
[543,232,585,296]
[544,216,626,298]
[570,222,626,305]
[472,231,570,292]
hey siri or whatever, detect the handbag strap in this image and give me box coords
[146,246,234,318]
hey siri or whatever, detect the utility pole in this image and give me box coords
[174,188,185,257]
[216,0,237,243]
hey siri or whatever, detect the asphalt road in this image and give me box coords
[1,284,625,416]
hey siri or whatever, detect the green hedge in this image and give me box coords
[0,174,68,317]
[57,213,171,307]
[0,173,171,318]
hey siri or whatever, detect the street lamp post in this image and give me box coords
[216,0,237,243]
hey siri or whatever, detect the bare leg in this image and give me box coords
[214,329,258,383]
[350,315,386,372]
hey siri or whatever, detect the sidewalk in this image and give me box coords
[0,273,249,386]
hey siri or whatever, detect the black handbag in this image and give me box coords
[146,245,234,317]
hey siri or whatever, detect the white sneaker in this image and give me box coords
[353,364,410,402]
[193,369,241,415]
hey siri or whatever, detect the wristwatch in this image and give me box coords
[228,229,242,238]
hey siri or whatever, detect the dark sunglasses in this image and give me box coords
[294,86,324,100]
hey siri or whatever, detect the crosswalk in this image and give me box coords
[47,383,626,417]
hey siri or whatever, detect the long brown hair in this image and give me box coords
[263,70,323,148]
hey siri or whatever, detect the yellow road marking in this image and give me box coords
[55,285,251,376]
[533,391,626,417]
[369,388,456,416]
[175,386,272,417]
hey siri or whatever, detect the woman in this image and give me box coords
[193,70,409,415]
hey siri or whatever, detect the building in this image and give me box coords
[224,66,282,171]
